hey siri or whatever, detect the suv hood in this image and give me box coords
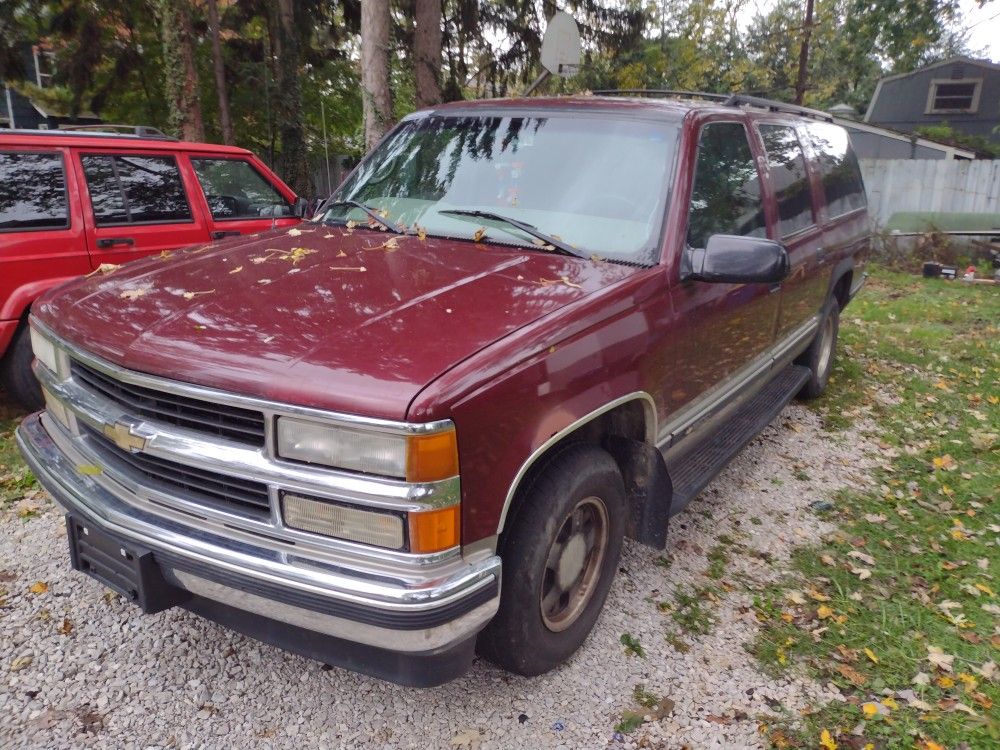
[35,226,637,419]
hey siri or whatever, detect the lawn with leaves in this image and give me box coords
[753,270,999,750]
[0,403,33,510]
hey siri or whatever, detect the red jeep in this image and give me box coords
[0,125,304,409]
[17,94,868,686]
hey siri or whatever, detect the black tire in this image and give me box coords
[796,296,840,400]
[0,322,43,412]
[477,443,626,676]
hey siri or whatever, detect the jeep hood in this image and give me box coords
[34,226,637,419]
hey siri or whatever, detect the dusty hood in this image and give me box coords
[35,225,636,419]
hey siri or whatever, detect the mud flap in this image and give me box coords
[603,436,673,550]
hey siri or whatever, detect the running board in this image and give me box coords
[664,364,811,515]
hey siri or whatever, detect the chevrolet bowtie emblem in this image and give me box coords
[102,420,147,453]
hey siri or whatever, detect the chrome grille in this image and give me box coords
[71,361,266,446]
[81,424,271,520]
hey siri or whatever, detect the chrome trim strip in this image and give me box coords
[849,272,868,299]
[496,391,656,534]
[18,414,500,619]
[31,317,454,438]
[655,315,819,449]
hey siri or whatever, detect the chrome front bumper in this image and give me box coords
[17,413,501,660]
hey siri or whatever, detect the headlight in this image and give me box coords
[29,327,58,373]
[276,417,459,483]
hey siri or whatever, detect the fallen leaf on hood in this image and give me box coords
[416,225,427,241]
[86,263,121,277]
[228,266,243,274]
[561,275,582,289]
[472,227,487,242]
[345,220,357,231]
[287,228,302,237]
[181,289,215,300]
[336,249,347,257]
[119,287,150,301]
[28,581,48,594]
[329,266,367,272]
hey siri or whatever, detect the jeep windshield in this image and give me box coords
[319,113,679,265]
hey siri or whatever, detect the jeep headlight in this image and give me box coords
[275,417,459,483]
[29,326,58,374]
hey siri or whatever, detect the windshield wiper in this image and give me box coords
[323,200,405,234]
[437,209,583,259]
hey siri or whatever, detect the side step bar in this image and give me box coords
[664,364,811,515]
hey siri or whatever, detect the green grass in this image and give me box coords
[753,269,1000,750]
[0,402,32,509]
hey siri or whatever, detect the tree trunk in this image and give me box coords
[794,0,814,105]
[273,0,311,195]
[361,0,394,151]
[414,0,442,109]
[205,0,234,145]
[159,0,204,141]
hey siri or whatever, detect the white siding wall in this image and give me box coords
[859,159,1000,226]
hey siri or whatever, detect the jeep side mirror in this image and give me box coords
[681,234,790,284]
[292,197,309,218]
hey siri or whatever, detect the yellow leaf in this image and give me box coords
[473,227,487,242]
[958,672,978,690]
[882,697,899,710]
[923,742,946,750]
[817,605,835,619]
[819,728,837,750]
[975,583,995,597]
[28,581,48,594]
[862,702,879,718]
[864,647,879,664]
[808,590,831,602]
[936,675,955,688]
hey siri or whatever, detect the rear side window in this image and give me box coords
[190,158,291,219]
[758,125,815,237]
[81,154,192,225]
[804,123,867,218]
[687,122,766,249]
[0,151,68,231]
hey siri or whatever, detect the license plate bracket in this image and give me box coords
[66,515,189,614]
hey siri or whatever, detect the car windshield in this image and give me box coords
[319,113,679,264]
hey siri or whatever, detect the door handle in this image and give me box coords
[211,230,241,240]
[96,237,135,248]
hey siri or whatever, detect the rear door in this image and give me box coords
[186,155,300,241]
[75,150,209,267]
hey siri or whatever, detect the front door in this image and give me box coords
[76,151,209,267]
[664,120,782,441]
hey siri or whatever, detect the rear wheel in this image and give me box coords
[0,323,43,411]
[477,444,626,675]
[797,296,839,400]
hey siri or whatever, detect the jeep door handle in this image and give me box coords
[211,230,241,240]
[96,237,135,248]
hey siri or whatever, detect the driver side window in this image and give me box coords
[191,158,290,220]
[686,122,766,249]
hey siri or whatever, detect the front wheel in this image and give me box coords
[797,296,840,400]
[1,323,43,411]
[477,444,626,676]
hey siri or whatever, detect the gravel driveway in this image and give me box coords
[0,404,873,750]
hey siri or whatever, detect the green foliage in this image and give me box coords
[914,123,1000,158]
[619,632,646,658]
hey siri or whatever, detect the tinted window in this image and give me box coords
[81,154,192,225]
[687,122,766,249]
[759,124,815,237]
[0,151,68,231]
[191,158,291,219]
[804,123,867,218]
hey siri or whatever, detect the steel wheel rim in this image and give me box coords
[540,496,609,632]
[817,314,835,378]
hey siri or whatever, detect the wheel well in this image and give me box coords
[832,271,852,310]
[500,399,671,549]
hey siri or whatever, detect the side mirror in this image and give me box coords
[292,197,309,218]
[682,234,790,284]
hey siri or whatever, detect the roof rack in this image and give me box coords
[722,94,833,123]
[590,89,835,122]
[593,89,730,102]
[0,124,178,141]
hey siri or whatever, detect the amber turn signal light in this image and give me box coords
[405,429,459,483]
[408,504,460,553]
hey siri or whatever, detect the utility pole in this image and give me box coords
[794,0,814,105]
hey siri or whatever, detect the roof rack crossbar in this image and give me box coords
[592,89,730,102]
[0,125,177,141]
[723,94,834,122]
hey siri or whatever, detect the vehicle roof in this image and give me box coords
[428,95,834,126]
[0,130,255,155]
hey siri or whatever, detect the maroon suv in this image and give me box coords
[17,94,868,686]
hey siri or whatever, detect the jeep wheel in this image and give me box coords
[797,296,839,400]
[0,323,43,412]
[477,444,625,675]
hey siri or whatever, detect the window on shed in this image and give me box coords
[686,122,766,249]
[81,154,192,225]
[0,151,69,231]
[758,125,815,237]
[927,80,981,113]
[803,123,867,218]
